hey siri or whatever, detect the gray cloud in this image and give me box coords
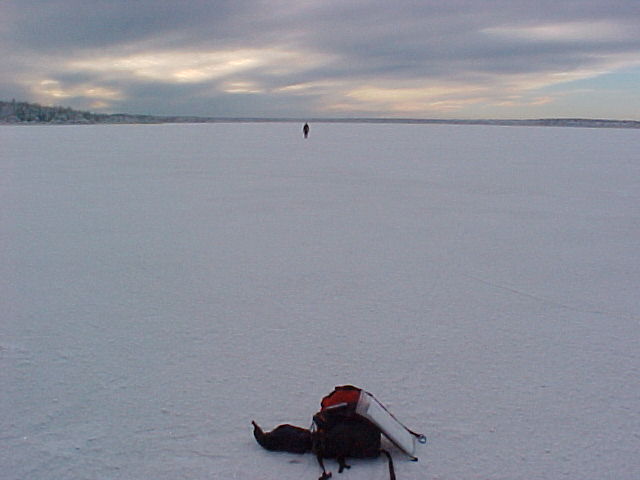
[2,0,639,118]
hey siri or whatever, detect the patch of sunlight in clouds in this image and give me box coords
[220,81,264,94]
[315,67,611,116]
[483,20,636,42]
[68,47,330,84]
[276,80,344,95]
[316,82,485,114]
[33,79,123,102]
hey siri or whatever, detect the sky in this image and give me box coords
[1,0,639,119]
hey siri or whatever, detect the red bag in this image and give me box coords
[320,384,362,411]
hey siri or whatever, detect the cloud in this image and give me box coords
[321,82,482,114]
[66,48,329,84]
[34,79,122,101]
[1,0,639,118]
[483,21,631,43]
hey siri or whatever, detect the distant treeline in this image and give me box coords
[2,99,639,128]
[0,100,169,124]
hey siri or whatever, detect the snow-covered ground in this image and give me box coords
[1,122,639,480]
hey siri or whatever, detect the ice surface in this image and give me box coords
[1,123,639,479]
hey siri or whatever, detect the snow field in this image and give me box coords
[1,123,639,479]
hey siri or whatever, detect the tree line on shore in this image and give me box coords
[0,99,168,124]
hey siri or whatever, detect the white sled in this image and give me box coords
[355,390,425,460]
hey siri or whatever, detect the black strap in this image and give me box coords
[380,449,396,480]
[316,454,332,480]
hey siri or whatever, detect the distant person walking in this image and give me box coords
[303,122,310,139]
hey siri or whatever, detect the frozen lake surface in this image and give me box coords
[2,122,639,479]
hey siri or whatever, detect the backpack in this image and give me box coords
[252,385,424,480]
[311,385,396,480]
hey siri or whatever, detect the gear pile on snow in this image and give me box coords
[252,385,426,480]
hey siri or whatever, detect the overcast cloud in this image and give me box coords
[1,0,639,118]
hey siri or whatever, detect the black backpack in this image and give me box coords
[312,385,395,480]
[253,385,422,480]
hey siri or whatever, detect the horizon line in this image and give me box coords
[2,99,639,128]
